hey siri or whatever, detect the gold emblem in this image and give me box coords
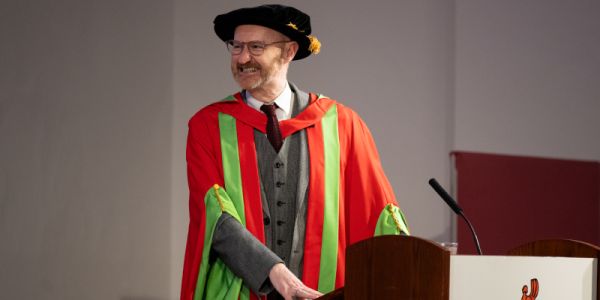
[286,22,299,31]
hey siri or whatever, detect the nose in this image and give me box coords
[235,46,252,64]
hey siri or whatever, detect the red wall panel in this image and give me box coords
[452,151,599,255]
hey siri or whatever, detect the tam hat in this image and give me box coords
[213,4,321,60]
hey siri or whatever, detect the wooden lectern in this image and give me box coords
[318,236,599,300]
[319,235,449,300]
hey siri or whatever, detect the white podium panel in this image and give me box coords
[450,256,597,299]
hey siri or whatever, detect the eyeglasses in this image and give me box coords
[225,40,291,56]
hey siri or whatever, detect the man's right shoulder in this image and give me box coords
[188,93,241,125]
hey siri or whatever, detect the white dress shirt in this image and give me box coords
[245,82,292,121]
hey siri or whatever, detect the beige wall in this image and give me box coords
[1,1,172,299]
[454,0,600,161]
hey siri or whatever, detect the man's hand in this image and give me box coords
[268,263,323,300]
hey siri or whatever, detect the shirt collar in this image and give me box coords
[245,82,292,120]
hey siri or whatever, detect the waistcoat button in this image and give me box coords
[276,181,285,188]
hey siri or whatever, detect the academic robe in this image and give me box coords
[181,91,409,300]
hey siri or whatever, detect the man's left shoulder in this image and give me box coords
[312,94,360,120]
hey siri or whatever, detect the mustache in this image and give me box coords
[236,62,261,70]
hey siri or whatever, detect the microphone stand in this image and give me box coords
[429,178,483,255]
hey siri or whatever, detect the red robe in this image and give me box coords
[181,92,409,300]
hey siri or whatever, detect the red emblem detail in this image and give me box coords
[521,278,539,300]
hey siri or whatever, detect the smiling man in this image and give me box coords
[230,24,293,100]
[181,5,410,300]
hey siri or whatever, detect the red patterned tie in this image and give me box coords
[260,104,283,152]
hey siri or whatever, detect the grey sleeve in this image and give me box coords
[212,212,283,294]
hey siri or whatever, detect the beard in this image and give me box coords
[231,56,284,91]
[232,62,268,90]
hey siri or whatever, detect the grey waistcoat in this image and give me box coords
[254,85,310,279]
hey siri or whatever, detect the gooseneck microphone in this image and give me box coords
[428,178,483,255]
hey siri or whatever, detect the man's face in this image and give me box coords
[230,25,290,92]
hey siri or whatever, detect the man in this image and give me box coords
[181,5,409,300]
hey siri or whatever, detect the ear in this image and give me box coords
[283,42,299,62]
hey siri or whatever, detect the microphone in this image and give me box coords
[428,178,483,255]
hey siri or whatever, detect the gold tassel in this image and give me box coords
[308,35,321,54]
[387,204,404,234]
[213,184,224,211]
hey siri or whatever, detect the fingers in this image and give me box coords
[293,285,323,299]
[269,263,323,300]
